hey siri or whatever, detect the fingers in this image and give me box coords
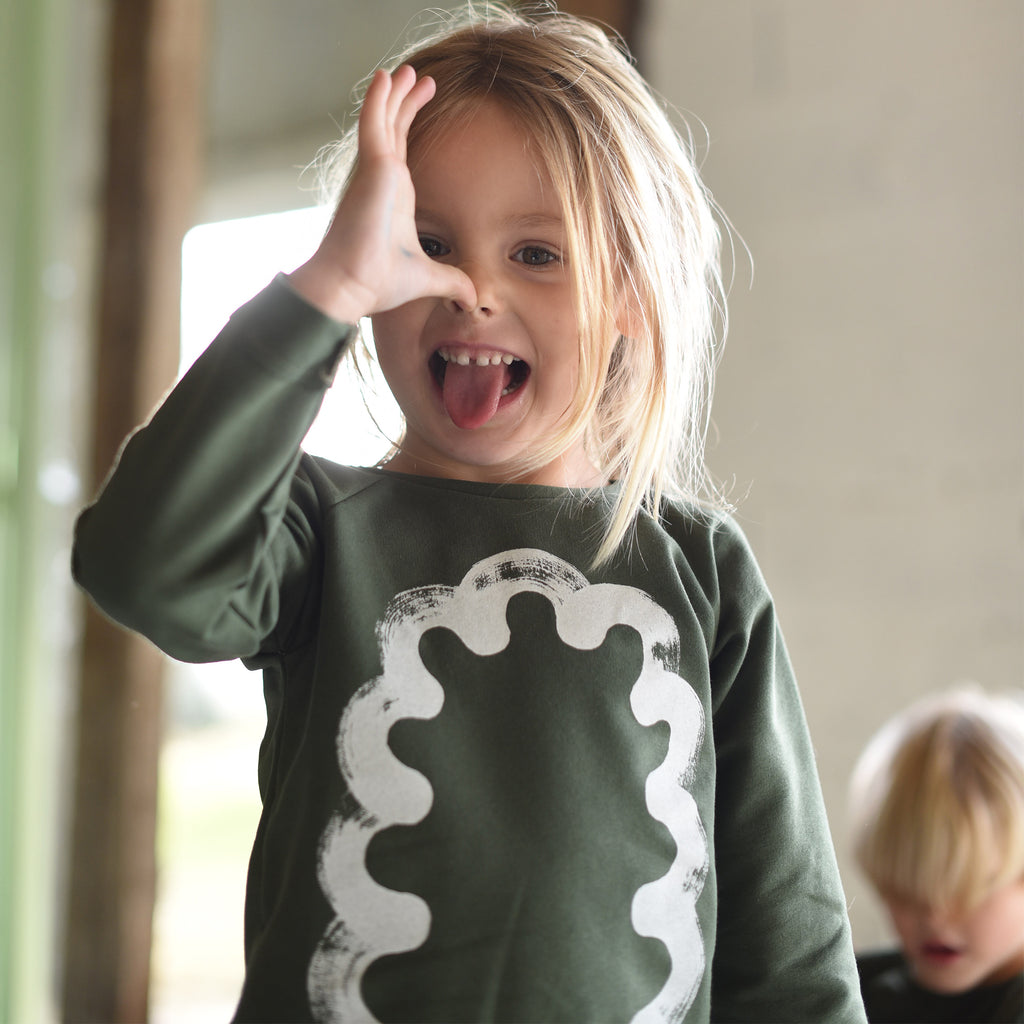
[393,74,435,161]
[382,64,413,132]
[357,69,390,158]
[360,65,434,161]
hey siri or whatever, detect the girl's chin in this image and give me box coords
[384,438,604,489]
[391,416,531,473]
[382,442,526,482]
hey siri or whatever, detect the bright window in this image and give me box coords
[179,206,402,465]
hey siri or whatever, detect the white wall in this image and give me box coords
[645,0,1023,947]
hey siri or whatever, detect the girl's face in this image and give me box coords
[371,99,610,487]
[884,878,1024,994]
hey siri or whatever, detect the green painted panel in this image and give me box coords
[0,1,70,1021]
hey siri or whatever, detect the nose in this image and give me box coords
[448,259,500,317]
[921,902,961,932]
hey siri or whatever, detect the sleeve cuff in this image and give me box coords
[223,273,358,390]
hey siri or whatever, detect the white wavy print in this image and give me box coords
[307,549,708,1022]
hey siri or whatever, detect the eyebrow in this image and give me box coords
[503,212,564,229]
[416,208,564,230]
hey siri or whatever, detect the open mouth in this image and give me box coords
[430,348,530,396]
[921,942,963,965]
[430,347,530,429]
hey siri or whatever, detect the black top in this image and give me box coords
[858,949,1024,1023]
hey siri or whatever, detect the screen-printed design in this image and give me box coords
[308,549,708,1021]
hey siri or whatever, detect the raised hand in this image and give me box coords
[288,65,477,323]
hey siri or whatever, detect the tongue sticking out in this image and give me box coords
[441,361,512,429]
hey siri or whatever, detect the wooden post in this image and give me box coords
[63,0,206,1020]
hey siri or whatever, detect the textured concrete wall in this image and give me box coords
[645,0,1023,947]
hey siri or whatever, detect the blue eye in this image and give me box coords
[514,246,560,267]
[419,236,449,258]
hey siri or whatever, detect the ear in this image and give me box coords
[613,278,645,340]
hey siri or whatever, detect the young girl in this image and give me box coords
[851,688,1024,1022]
[73,6,866,1021]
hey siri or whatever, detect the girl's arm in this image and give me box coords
[72,278,352,662]
[72,67,472,661]
[707,520,867,1022]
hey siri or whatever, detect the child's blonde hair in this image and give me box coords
[849,687,1024,912]
[321,2,729,565]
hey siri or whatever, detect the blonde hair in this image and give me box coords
[321,2,729,565]
[849,687,1024,912]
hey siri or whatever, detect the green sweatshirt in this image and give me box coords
[73,276,867,1023]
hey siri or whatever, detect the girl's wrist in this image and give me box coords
[286,258,372,326]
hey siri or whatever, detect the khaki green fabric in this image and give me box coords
[74,277,866,1023]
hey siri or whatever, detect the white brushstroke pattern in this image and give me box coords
[308,549,707,1022]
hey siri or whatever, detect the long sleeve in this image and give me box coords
[72,275,356,662]
[706,519,866,1022]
